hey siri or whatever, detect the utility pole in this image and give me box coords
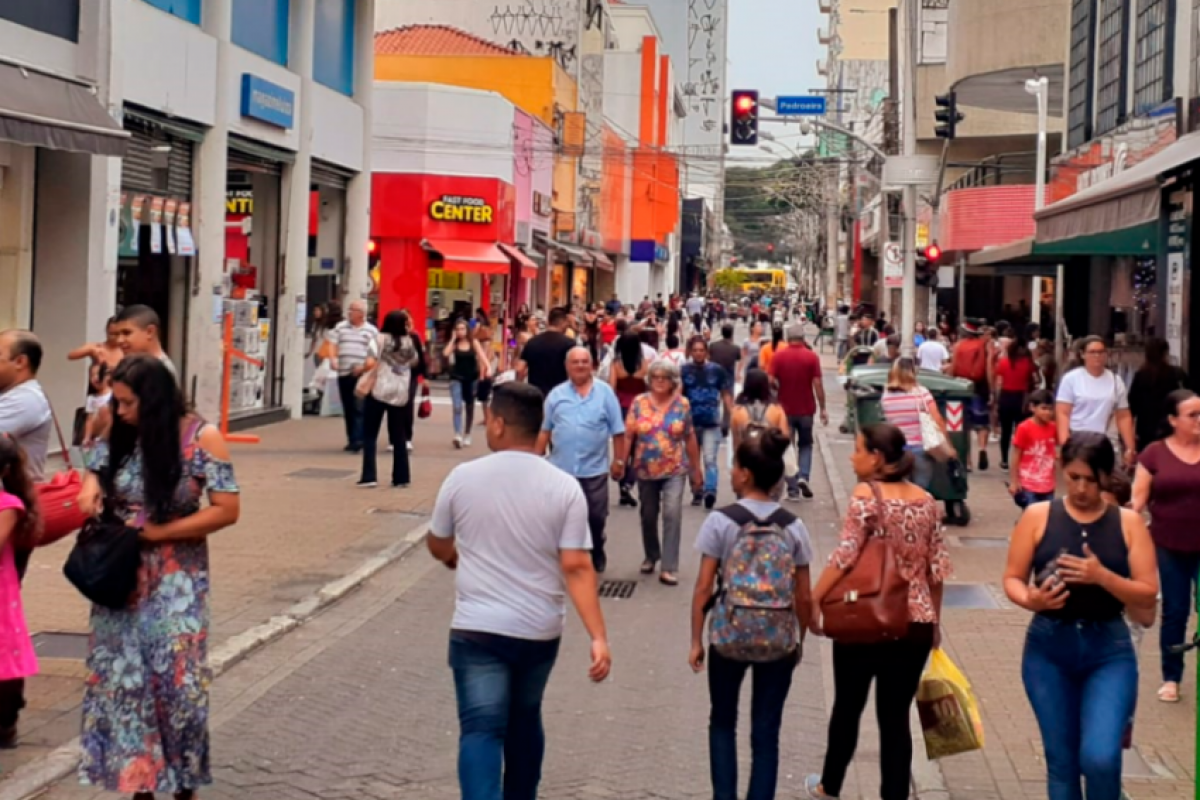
[900,0,919,348]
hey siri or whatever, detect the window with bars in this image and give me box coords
[1133,0,1172,113]
[1069,0,1096,147]
[1095,0,1127,135]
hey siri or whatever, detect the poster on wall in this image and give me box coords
[163,199,178,255]
[119,194,144,258]
[149,197,164,254]
[176,202,196,256]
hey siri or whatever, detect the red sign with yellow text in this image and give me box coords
[371,173,515,243]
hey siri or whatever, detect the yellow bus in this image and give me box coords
[738,268,787,293]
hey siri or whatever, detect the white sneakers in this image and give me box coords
[464,436,472,447]
[453,434,463,449]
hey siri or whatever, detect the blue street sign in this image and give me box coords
[776,96,827,116]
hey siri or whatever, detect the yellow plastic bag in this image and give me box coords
[916,648,985,759]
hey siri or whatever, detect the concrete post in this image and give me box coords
[343,0,374,306]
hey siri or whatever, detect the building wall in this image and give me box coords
[946,0,1069,86]
[123,0,219,124]
[837,0,895,61]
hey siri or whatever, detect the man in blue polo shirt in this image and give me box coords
[681,335,733,509]
[537,346,627,573]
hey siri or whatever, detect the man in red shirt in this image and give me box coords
[768,324,828,500]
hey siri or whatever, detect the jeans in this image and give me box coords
[908,446,934,491]
[399,381,418,445]
[337,374,364,448]
[836,339,848,360]
[1022,615,1138,800]
[784,415,814,494]
[998,390,1029,465]
[708,647,798,800]
[449,632,561,800]
[1157,546,1200,684]
[1015,490,1055,509]
[638,475,685,572]
[361,395,411,486]
[697,426,722,497]
[450,378,479,436]
[577,474,609,570]
[821,624,934,800]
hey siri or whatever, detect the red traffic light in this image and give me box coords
[767,244,775,253]
[735,95,756,114]
[367,239,378,254]
[923,243,942,263]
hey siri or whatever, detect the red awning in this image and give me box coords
[498,243,539,280]
[422,239,510,275]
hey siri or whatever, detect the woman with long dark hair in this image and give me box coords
[611,332,649,507]
[730,369,792,499]
[994,328,1037,470]
[443,318,490,449]
[1128,337,1190,453]
[359,310,420,488]
[75,355,240,798]
[395,309,427,454]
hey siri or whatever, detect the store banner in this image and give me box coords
[176,202,196,256]
[163,199,178,255]
[149,197,164,254]
[119,193,143,258]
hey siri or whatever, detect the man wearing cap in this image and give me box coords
[951,318,994,470]
[769,324,827,500]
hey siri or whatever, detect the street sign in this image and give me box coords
[883,154,940,187]
[883,242,903,288]
[776,96,827,116]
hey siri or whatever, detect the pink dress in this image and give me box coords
[0,492,37,681]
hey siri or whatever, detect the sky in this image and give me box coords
[727,0,822,160]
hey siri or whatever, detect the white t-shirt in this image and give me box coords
[431,450,591,641]
[686,297,705,316]
[1056,368,1128,434]
[85,392,112,415]
[917,340,950,372]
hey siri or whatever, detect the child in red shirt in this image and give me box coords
[1009,389,1057,508]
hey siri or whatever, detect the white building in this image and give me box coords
[0,0,374,431]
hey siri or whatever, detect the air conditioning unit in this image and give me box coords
[819,0,832,13]
[818,27,831,45]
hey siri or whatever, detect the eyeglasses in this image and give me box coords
[650,374,673,382]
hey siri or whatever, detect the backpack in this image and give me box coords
[709,504,800,663]
[953,338,987,382]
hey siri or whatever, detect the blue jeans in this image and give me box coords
[336,374,364,448]
[449,632,561,800]
[784,416,814,493]
[1022,615,1137,800]
[708,647,798,800]
[907,446,934,490]
[450,379,479,436]
[698,426,722,496]
[1157,546,1200,683]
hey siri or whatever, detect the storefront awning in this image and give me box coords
[553,242,594,266]
[498,243,539,280]
[1034,129,1200,247]
[969,237,1034,267]
[0,63,129,157]
[422,239,510,276]
[1031,221,1158,257]
[588,250,614,272]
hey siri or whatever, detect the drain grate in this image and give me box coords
[31,632,90,660]
[598,580,638,599]
[286,468,355,480]
[942,583,1002,610]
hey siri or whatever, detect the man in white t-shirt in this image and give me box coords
[427,382,612,798]
[1055,336,1136,466]
[916,328,950,372]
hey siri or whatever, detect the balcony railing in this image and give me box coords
[945,151,1037,192]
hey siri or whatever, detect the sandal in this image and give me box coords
[1158,682,1181,703]
[640,560,657,574]
[659,572,679,586]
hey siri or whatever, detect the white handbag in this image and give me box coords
[913,392,954,462]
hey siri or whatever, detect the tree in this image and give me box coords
[712,269,745,294]
[724,152,835,264]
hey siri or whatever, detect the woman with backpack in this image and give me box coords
[690,426,814,800]
[806,423,951,800]
[359,310,421,488]
[730,369,791,498]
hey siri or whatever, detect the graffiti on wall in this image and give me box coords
[489,1,580,70]
[683,0,726,139]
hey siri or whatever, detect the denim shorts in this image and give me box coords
[1015,490,1055,509]
[967,394,991,426]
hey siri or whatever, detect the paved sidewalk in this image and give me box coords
[817,356,1197,800]
[6,402,467,779]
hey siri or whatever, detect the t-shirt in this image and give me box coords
[1139,441,1200,552]
[916,340,949,372]
[1056,368,1128,435]
[600,321,618,345]
[686,297,705,317]
[522,331,576,398]
[695,498,814,567]
[680,361,730,429]
[331,321,379,376]
[995,356,1037,392]
[0,381,51,482]
[709,339,741,378]
[770,344,822,418]
[834,314,850,339]
[85,392,112,415]
[881,387,934,447]
[1013,419,1057,493]
[431,451,591,640]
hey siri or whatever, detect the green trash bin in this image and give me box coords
[847,368,975,526]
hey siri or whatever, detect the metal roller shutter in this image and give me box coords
[227,135,292,175]
[310,159,356,189]
[120,111,197,196]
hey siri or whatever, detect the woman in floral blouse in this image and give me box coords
[806,423,951,800]
[625,360,702,586]
[77,355,240,799]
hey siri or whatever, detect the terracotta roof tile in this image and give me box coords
[374,25,520,57]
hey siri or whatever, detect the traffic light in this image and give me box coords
[934,92,964,140]
[367,238,380,269]
[730,90,759,146]
[766,243,775,256]
[916,242,942,288]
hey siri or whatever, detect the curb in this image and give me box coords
[0,523,430,800]
[814,427,949,800]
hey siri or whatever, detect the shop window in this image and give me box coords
[1095,0,1127,136]
[232,0,290,66]
[1133,0,1172,114]
[313,0,355,96]
[1069,0,1096,148]
[0,0,79,42]
[140,0,201,24]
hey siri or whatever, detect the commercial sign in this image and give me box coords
[240,74,296,129]
[429,195,495,224]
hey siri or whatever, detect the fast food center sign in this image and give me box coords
[429,195,494,224]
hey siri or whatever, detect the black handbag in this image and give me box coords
[63,513,142,610]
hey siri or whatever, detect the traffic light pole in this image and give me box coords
[900,0,919,349]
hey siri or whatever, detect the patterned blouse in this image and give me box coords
[627,394,694,481]
[829,494,951,624]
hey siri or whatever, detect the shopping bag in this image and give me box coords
[916,648,985,759]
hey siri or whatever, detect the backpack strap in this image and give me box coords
[716,503,757,527]
[764,508,797,528]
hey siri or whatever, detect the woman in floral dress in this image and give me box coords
[77,355,240,799]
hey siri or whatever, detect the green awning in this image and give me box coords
[1030,221,1158,257]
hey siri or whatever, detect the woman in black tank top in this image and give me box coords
[1003,433,1158,800]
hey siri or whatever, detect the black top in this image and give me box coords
[1129,365,1190,451]
[710,339,741,378]
[1032,500,1129,622]
[450,343,479,384]
[522,331,575,398]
